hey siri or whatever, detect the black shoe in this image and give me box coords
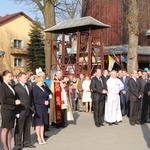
[130,122,135,126]
[23,144,36,148]
[108,123,112,126]
[140,121,145,125]
[15,148,22,150]
[55,123,61,128]
[51,122,56,126]
[100,123,105,126]
[114,122,119,125]
[146,120,150,123]
[95,123,100,127]
[135,121,140,125]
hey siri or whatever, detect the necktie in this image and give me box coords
[23,85,29,95]
[99,77,103,87]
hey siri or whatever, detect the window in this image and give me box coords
[14,58,24,67]
[13,39,23,48]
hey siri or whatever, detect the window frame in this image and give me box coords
[13,39,24,48]
[14,57,24,67]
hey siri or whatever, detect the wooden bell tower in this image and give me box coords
[45,16,110,76]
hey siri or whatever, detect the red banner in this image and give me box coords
[54,82,62,123]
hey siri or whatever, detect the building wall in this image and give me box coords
[138,1,150,46]
[0,14,33,74]
[82,0,123,46]
[82,0,150,46]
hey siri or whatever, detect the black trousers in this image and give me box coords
[141,97,150,122]
[93,100,105,124]
[129,100,141,123]
[14,114,31,148]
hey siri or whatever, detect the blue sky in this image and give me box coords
[0,0,42,21]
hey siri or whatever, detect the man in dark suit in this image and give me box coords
[128,70,142,126]
[120,69,130,116]
[118,70,123,79]
[90,69,107,127]
[102,69,109,81]
[14,72,35,150]
[140,71,150,124]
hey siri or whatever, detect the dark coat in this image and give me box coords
[90,76,107,101]
[128,77,142,101]
[139,77,148,94]
[0,82,16,110]
[144,81,150,97]
[14,83,32,116]
[32,84,49,125]
[120,76,130,93]
[33,84,49,106]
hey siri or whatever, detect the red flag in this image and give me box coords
[113,54,120,65]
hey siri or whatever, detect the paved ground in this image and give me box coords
[0,111,150,150]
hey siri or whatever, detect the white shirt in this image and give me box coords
[7,84,15,95]
[132,77,137,82]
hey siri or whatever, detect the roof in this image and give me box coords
[104,44,150,56]
[44,16,110,34]
[0,12,33,25]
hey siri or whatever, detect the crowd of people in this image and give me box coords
[90,68,150,127]
[0,68,150,150]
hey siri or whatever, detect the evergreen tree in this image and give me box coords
[27,21,45,73]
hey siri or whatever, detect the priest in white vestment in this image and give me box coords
[105,70,124,125]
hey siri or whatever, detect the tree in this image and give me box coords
[27,21,45,73]
[55,0,82,21]
[126,0,139,75]
[11,0,82,74]
[11,0,56,75]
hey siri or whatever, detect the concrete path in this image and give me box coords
[0,111,150,150]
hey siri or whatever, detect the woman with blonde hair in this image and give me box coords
[32,75,49,144]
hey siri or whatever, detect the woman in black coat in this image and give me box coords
[0,70,21,150]
[32,75,49,145]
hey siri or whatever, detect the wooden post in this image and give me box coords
[100,30,104,71]
[88,27,92,76]
[62,33,65,75]
[76,30,80,75]
[50,33,53,72]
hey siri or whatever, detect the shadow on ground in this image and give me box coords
[30,111,80,145]
[0,112,80,149]
[141,123,150,149]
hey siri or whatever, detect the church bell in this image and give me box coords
[69,38,77,54]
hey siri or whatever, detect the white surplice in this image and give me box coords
[105,77,124,123]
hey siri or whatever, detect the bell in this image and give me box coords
[79,56,88,65]
[85,42,88,53]
[92,56,101,64]
[69,38,77,54]
[58,43,62,56]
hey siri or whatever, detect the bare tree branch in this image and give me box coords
[33,0,43,11]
